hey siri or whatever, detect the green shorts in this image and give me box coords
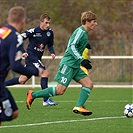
[54,64,87,87]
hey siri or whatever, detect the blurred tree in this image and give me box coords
[0,0,132,55]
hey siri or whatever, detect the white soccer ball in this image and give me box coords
[124,103,133,118]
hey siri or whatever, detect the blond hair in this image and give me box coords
[81,11,97,25]
[8,6,26,23]
[40,13,51,22]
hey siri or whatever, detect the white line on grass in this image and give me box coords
[15,100,130,103]
[0,116,125,129]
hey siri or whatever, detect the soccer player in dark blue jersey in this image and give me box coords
[5,13,58,106]
[0,6,43,124]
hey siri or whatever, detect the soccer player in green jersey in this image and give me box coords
[26,11,97,116]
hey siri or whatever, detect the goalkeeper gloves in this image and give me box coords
[81,59,92,69]
[86,43,91,49]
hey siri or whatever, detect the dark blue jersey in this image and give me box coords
[0,25,39,98]
[21,26,55,62]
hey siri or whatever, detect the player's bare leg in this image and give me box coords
[73,76,93,116]
[19,75,29,84]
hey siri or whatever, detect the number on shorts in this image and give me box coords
[61,77,67,84]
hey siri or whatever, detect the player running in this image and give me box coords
[5,13,58,106]
[0,6,43,124]
[26,11,97,116]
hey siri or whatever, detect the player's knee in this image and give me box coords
[85,80,93,89]
[19,76,28,84]
[56,88,66,95]
[41,70,49,77]
[56,84,66,95]
[88,81,93,89]
[12,110,19,120]
[86,78,93,89]
[57,89,65,95]
[19,80,26,84]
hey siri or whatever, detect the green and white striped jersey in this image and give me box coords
[60,26,89,68]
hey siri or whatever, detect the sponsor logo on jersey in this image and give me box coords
[38,43,44,49]
[0,27,11,39]
[34,43,44,52]
[33,33,42,37]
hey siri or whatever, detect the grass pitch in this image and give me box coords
[0,87,132,133]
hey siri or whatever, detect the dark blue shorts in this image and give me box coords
[0,88,18,122]
[25,59,46,79]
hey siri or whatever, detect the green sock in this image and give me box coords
[32,87,56,98]
[76,86,91,107]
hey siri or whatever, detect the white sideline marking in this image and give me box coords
[0,116,125,128]
[15,100,131,103]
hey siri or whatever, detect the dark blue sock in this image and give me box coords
[40,77,48,102]
[5,77,20,86]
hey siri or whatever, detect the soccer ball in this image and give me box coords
[124,103,133,118]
